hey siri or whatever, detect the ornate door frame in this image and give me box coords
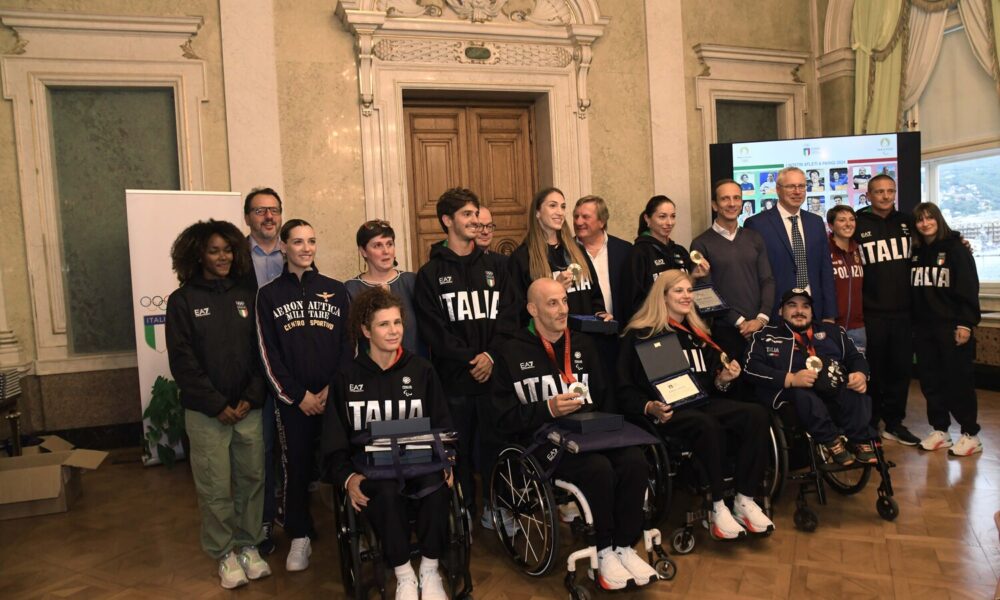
[336,0,607,269]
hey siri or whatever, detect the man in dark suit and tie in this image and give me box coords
[745,167,836,322]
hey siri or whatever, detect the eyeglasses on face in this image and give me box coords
[476,223,496,232]
[251,206,282,216]
[778,184,807,191]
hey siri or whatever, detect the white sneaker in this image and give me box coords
[614,546,657,586]
[218,551,249,589]
[949,433,983,457]
[593,547,631,590]
[395,570,419,600]
[919,430,953,451]
[285,536,311,572]
[558,502,581,523]
[709,503,746,540]
[733,495,775,535]
[419,565,448,600]
[237,545,271,580]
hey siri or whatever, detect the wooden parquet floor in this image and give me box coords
[2,386,999,599]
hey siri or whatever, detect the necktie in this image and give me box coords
[789,214,809,289]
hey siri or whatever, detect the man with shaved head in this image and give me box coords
[489,278,658,590]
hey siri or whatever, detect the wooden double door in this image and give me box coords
[404,103,538,266]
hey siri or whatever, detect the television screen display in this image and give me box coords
[709,132,920,224]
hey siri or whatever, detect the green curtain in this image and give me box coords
[853,0,905,133]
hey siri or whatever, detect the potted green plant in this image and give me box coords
[142,376,185,467]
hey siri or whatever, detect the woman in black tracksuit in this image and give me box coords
[508,187,609,324]
[617,269,773,541]
[910,202,983,456]
[619,195,710,322]
[322,287,453,600]
[256,219,351,571]
[165,220,270,588]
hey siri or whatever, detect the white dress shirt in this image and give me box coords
[581,231,613,316]
[775,202,811,295]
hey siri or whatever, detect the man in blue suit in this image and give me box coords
[745,167,836,322]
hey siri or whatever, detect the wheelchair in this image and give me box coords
[489,441,676,600]
[332,481,474,600]
[637,416,782,556]
[768,402,899,531]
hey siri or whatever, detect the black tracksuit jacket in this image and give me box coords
[619,233,693,322]
[255,265,352,406]
[322,349,453,490]
[489,327,609,440]
[507,242,606,325]
[910,233,980,328]
[165,275,265,417]
[854,207,915,317]
[413,241,518,396]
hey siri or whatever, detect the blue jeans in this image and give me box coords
[846,327,867,354]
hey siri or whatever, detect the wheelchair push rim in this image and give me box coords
[490,445,561,577]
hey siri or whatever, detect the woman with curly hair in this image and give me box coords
[322,287,453,600]
[165,219,271,589]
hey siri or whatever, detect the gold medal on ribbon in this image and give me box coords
[806,356,823,372]
[689,250,704,265]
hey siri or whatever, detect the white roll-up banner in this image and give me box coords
[126,190,245,466]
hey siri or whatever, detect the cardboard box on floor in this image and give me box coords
[0,436,107,520]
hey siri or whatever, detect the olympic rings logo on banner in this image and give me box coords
[139,294,170,311]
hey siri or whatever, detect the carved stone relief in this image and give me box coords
[383,0,572,25]
[371,38,572,68]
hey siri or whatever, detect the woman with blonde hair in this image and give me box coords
[617,269,773,540]
[508,187,610,325]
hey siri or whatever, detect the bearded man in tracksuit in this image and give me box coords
[853,174,920,446]
[413,187,518,516]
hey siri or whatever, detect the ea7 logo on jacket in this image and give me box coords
[439,276,453,285]
[194,308,210,317]
[514,373,592,405]
[520,361,534,370]
[349,384,364,392]
[438,290,500,322]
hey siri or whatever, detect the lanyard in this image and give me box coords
[535,325,576,385]
[792,328,817,357]
[669,318,723,354]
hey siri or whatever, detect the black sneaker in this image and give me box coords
[881,424,919,446]
[259,522,275,556]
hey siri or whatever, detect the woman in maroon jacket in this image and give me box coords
[827,205,866,352]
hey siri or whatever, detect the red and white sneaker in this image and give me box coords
[919,430,953,451]
[949,434,983,457]
[592,547,631,590]
[733,495,774,535]
[709,503,746,540]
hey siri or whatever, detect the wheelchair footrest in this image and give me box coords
[818,461,869,473]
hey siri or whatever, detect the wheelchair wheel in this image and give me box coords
[643,442,671,525]
[876,496,899,521]
[655,557,677,581]
[446,482,474,599]
[333,496,357,596]
[670,527,696,554]
[491,445,560,577]
[793,506,818,532]
[764,418,788,505]
[816,443,872,495]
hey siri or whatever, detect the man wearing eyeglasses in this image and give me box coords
[244,188,284,289]
[475,206,507,267]
[745,167,836,321]
[243,186,284,556]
